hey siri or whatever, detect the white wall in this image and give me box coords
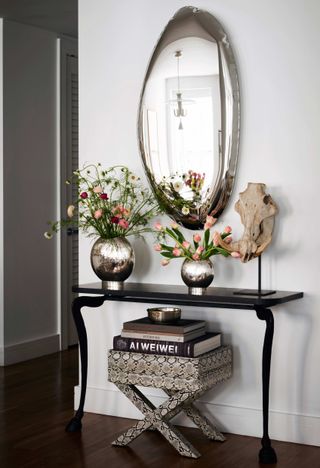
[78,0,320,445]
[1,21,60,364]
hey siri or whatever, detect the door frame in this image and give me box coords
[59,37,78,350]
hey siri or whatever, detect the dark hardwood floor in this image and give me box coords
[0,348,319,468]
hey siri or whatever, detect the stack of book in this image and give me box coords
[113,316,221,358]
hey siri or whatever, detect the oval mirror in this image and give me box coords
[138,7,240,229]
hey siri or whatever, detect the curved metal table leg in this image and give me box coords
[255,307,277,464]
[66,295,106,432]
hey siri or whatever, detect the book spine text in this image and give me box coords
[114,336,193,356]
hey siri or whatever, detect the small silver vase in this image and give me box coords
[90,237,135,290]
[181,258,214,295]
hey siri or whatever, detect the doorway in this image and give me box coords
[60,40,79,348]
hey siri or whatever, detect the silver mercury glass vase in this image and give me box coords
[90,237,135,290]
[181,258,214,295]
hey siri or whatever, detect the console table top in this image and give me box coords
[73,282,303,309]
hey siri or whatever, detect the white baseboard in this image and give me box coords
[75,385,320,447]
[1,334,60,366]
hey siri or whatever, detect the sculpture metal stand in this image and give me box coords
[234,255,276,297]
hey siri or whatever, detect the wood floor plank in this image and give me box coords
[0,348,319,468]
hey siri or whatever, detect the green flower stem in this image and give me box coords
[127,198,150,227]
[127,202,157,234]
[162,228,193,260]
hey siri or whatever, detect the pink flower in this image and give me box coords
[213,232,220,246]
[100,193,108,200]
[93,185,102,193]
[193,234,201,243]
[94,209,103,219]
[204,223,211,231]
[231,251,241,258]
[224,226,232,234]
[153,244,162,251]
[196,246,204,254]
[112,205,124,214]
[118,219,129,229]
[182,241,190,249]
[225,236,232,244]
[161,259,170,266]
[80,192,88,199]
[205,216,217,227]
[154,222,163,231]
[172,248,181,257]
[123,208,131,217]
[192,253,200,260]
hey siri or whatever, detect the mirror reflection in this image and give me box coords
[139,7,240,229]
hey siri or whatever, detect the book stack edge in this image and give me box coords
[113,316,222,358]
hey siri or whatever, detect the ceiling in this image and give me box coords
[0,0,77,38]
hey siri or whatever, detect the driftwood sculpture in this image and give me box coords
[215,183,278,262]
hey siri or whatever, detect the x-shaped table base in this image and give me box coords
[112,383,225,458]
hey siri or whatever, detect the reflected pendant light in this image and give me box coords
[169,50,194,130]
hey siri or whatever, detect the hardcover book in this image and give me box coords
[108,345,232,379]
[120,327,206,343]
[113,332,221,357]
[122,317,206,333]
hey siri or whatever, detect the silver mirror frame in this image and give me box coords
[138,6,240,229]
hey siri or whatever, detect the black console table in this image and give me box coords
[66,282,303,464]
